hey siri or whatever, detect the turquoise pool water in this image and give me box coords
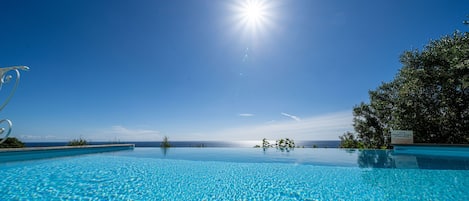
[1,148,468,200]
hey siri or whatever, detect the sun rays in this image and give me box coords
[230,0,277,40]
[240,0,266,26]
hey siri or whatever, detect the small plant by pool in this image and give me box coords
[0,137,24,148]
[254,138,296,151]
[67,138,88,146]
[160,136,171,148]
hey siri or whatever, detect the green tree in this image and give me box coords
[396,32,469,143]
[340,31,469,148]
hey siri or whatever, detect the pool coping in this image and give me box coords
[0,144,135,162]
[392,143,469,158]
[0,144,135,153]
[393,143,469,147]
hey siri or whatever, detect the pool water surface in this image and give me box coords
[1,148,468,200]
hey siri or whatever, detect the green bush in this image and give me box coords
[339,132,364,148]
[255,138,296,151]
[276,138,295,148]
[254,138,272,148]
[67,138,88,146]
[0,137,25,148]
[161,136,171,148]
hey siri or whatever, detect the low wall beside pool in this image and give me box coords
[0,144,135,163]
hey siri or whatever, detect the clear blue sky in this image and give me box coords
[0,0,467,142]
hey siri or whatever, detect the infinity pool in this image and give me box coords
[1,148,468,200]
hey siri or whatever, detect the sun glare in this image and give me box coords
[231,0,275,38]
[243,1,264,23]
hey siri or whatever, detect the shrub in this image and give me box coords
[276,138,295,148]
[255,138,296,151]
[254,138,272,148]
[161,136,171,148]
[0,137,25,148]
[339,132,365,148]
[68,138,88,146]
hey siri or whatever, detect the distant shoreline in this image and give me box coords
[24,140,341,148]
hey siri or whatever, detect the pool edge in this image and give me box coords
[0,144,135,153]
[393,144,469,157]
[0,144,135,162]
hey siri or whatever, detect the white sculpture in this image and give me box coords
[0,65,29,143]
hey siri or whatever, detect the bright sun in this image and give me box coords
[243,1,264,22]
[232,0,273,36]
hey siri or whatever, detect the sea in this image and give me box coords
[24,140,340,148]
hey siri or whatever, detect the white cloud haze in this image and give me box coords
[18,111,352,142]
[87,126,162,141]
[281,112,301,121]
[182,111,353,140]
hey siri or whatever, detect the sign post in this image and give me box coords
[391,130,413,144]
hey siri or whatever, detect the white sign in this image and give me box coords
[391,130,414,144]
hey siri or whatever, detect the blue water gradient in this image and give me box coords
[1,148,468,200]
